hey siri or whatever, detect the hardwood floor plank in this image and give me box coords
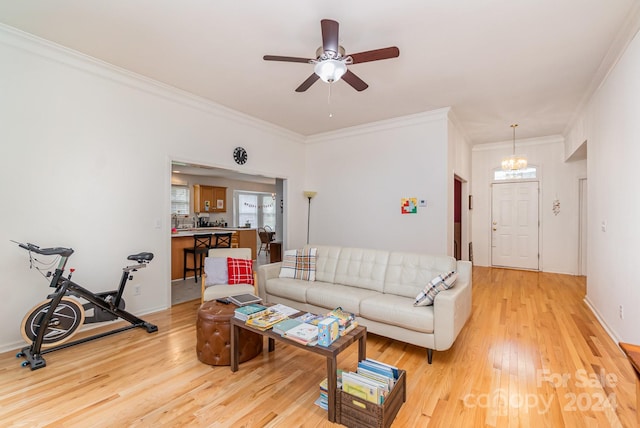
[0,267,637,427]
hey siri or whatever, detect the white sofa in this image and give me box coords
[257,245,472,363]
[201,247,256,303]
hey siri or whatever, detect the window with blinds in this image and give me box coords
[171,185,190,215]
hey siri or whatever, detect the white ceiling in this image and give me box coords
[1,0,638,144]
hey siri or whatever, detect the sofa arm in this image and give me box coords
[257,262,282,302]
[432,260,472,351]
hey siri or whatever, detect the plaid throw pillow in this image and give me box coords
[414,272,458,306]
[227,257,254,285]
[279,247,317,281]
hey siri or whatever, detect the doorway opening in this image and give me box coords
[169,161,286,305]
[454,177,462,260]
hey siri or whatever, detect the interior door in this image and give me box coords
[491,181,539,270]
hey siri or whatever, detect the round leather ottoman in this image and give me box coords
[196,301,263,366]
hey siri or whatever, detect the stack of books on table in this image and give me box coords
[295,312,325,325]
[282,322,319,346]
[272,318,302,335]
[234,304,268,321]
[245,310,288,331]
[326,307,358,336]
[268,303,300,317]
[341,359,400,404]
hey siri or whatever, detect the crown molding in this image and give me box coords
[472,134,564,152]
[305,108,451,144]
[0,23,305,143]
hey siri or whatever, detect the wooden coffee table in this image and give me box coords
[230,315,366,422]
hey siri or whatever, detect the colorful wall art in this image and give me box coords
[401,198,418,214]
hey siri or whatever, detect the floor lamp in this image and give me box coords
[304,191,317,244]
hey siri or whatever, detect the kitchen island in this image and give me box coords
[171,228,257,280]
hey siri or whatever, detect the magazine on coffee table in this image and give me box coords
[228,293,262,306]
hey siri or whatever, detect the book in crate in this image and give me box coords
[315,370,343,411]
[337,369,406,428]
[341,358,399,405]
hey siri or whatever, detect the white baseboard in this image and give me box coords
[1,305,166,355]
[583,296,624,355]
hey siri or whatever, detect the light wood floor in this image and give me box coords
[0,267,636,427]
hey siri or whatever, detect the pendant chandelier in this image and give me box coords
[501,124,528,171]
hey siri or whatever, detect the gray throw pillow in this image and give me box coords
[204,257,228,286]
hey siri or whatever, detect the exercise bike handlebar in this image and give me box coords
[15,241,74,257]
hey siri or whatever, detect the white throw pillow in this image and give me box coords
[279,247,317,281]
[204,257,228,286]
[414,272,458,306]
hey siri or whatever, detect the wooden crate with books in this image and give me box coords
[336,359,406,428]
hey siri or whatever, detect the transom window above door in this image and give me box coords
[493,166,537,181]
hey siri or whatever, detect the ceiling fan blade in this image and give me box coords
[295,73,320,92]
[342,70,368,91]
[348,47,400,64]
[263,55,313,63]
[321,19,339,56]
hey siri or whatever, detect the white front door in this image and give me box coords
[491,181,539,270]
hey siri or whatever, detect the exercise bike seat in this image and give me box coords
[128,252,154,262]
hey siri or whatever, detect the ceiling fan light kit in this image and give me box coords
[263,19,399,92]
[314,59,347,83]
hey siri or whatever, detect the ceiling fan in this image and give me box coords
[263,19,400,92]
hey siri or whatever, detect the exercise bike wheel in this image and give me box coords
[21,297,85,348]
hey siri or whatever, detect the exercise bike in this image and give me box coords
[13,241,158,370]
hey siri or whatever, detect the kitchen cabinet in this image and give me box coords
[193,185,227,213]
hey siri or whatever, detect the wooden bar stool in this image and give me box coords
[183,234,212,283]
[213,232,232,248]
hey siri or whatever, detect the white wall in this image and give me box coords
[574,27,640,344]
[304,109,458,254]
[0,26,306,351]
[471,137,586,274]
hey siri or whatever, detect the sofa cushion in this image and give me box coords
[306,283,379,316]
[264,277,319,303]
[305,245,342,283]
[279,247,317,281]
[203,283,256,302]
[384,252,457,298]
[333,248,389,292]
[204,257,228,286]
[360,294,434,333]
[227,257,254,285]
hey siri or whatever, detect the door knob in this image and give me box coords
[492,227,497,231]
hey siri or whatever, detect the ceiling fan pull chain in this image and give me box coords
[328,83,333,118]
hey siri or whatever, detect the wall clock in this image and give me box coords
[233,146,247,165]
